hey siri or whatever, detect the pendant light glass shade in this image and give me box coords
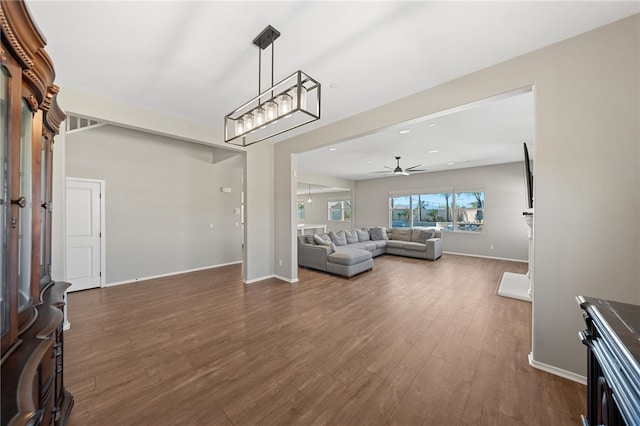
[265,100,278,121]
[235,118,244,134]
[254,107,265,127]
[244,112,254,131]
[278,93,292,115]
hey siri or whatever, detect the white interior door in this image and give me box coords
[66,178,103,291]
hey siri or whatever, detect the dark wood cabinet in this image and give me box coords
[1,1,73,424]
[578,296,640,426]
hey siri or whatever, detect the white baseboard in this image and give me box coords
[528,352,587,385]
[106,261,242,287]
[443,251,527,263]
[274,274,299,283]
[243,274,275,284]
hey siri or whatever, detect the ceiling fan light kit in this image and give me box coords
[224,25,321,147]
[377,156,426,176]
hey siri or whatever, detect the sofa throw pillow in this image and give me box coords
[369,227,388,241]
[391,228,412,242]
[329,230,348,246]
[320,233,332,244]
[328,242,337,253]
[355,228,370,242]
[313,234,326,245]
[344,230,358,244]
[303,234,315,244]
[411,229,434,244]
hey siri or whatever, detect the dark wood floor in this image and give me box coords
[64,254,585,425]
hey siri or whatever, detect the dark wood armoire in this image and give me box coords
[1,1,73,425]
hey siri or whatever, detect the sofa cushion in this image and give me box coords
[411,229,435,244]
[353,241,378,251]
[328,249,372,266]
[319,233,332,244]
[303,234,315,244]
[385,240,405,249]
[313,234,325,245]
[329,231,348,246]
[369,227,389,241]
[344,230,358,244]
[355,228,370,242]
[391,228,412,241]
[402,242,426,251]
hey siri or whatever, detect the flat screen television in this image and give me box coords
[523,142,533,210]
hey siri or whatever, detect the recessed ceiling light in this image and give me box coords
[399,129,410,134]
[428,123,435,127]
[429,150,438,154]
[447,162,454,165]
[365,161,373,164]
[328,147,337,151]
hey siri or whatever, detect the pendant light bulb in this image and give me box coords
[307,184,312,204]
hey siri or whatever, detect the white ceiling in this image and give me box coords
[27,1,639,180]
[298,88,534,180]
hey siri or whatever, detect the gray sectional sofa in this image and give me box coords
[297,227,443,278]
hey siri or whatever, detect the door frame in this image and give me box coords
[65,177,106,288]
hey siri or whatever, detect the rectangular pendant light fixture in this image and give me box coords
[224,26,321,147]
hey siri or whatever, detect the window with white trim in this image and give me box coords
[328,200,351,222]
[389,190,484,233]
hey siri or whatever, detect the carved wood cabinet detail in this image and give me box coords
[1,1,73,424]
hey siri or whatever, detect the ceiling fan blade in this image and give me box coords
[399,171,410,176]
[405,164,422,170]
[372,170,391,174]
[383,165,393,169]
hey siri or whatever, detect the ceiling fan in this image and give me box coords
[374,156,427,176]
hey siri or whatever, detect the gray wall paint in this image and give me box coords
[244,141,275,282]
[66,125,243,283]
[54,88,277,283]
[355,162,528,261]
[274,15,640,378]
[298,190,352,233]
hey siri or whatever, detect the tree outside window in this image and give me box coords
[454,192,484,232]
[389,190,484,233]
[328,200,351,222]
[390,196,411,228]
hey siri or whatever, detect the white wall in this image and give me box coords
[274,15,640,378]
[355,162,528,261]
[65,125,243,283]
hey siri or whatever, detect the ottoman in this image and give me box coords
[326,247,373,278]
